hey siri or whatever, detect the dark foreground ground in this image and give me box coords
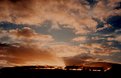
[0,63,121,78]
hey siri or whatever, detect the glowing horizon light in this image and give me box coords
[25,60,66,67]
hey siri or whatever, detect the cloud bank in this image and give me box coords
[0,0,121,66]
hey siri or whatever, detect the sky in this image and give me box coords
[0,0,121,67]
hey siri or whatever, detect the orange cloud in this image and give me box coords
[82,43,119,56]
[9,27,54,42]
[92,0,121,19]
[0,0,120,35]
[0,0,121,66]
[0,27,54,45]
[0,0,97,35]
[115,35,121,42]
[72,36,87,42]
[49,44,87,57]
[0,43,65,66]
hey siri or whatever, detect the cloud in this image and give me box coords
[92,0,121,19]
[45,42,119,63]
[0,43,65,66]
[72,36,87,42]
[79,42,119,56]
[0,0,98,35]
[9,27,54,42]
[0,27,54,45]
[10,27,39,38]
[63,53,105,66]
[49,43,86,57]
[115,35,121,42]
[0,0,121,66]
[0,0,120,35]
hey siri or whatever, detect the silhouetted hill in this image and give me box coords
[0,62,121,78]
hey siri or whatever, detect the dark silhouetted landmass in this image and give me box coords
[0,62,121,78]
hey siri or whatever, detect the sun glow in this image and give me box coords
[24,59,65,67]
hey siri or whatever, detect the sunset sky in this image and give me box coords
[0,0,121,67]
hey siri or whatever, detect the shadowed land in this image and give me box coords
[0,62,121,78]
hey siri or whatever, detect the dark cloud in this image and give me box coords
[107,15,121,30]
[92,15,121,34]
[78,0,99,8]
[113,2,121,10]
[110,52,121,63]
[0,22,25,30]
[64,53,104,66]
[92,17,105,29]
[109,41,121,49]
[86,0,99,8]
[94,15,121,51]
[0,27,54,44]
